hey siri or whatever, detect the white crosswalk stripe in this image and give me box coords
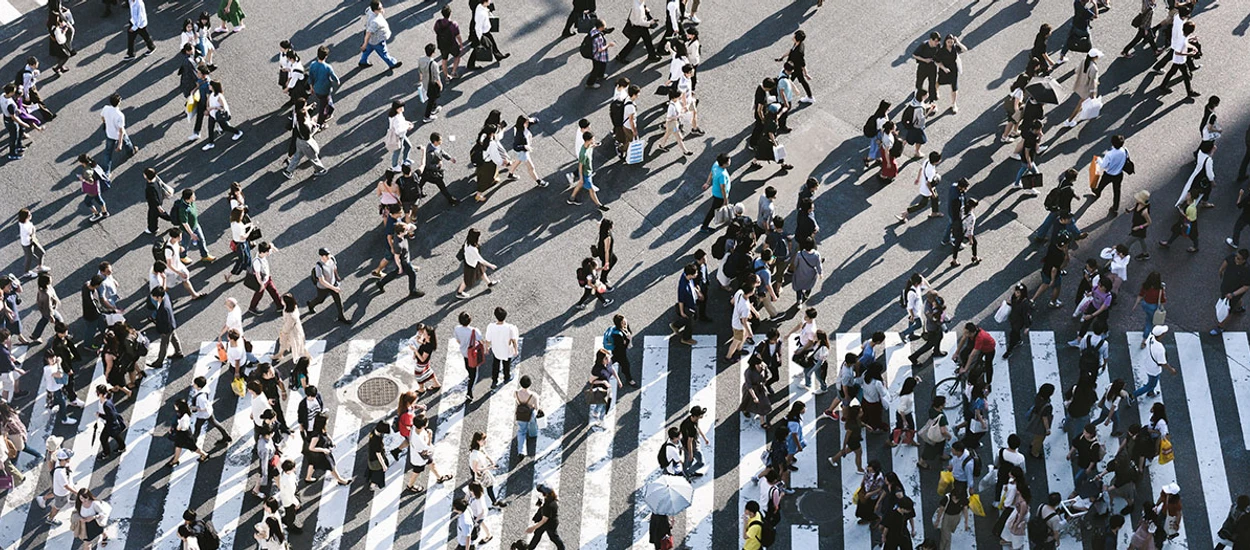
[8,330,1250,549]
[1221,332,1250,450]
[0,1,23,25]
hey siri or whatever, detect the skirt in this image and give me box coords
[475,162,498,192]
[414,362,435,383]
[905,126,927,145]
[740,384,772,417]
[304,450,333,472]
[173,429,199,451]
[462,263,484,288]
[218,0,246,26]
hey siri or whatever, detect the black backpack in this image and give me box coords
[609,98,629,128]
[1078,337,1103,373]
[901,105,916,127]
[398,174,422,203]
[750,518,777,547]
[656,442,677,471]
[963,452,983,478]
[1028,504,1058,544]
[190,519,221,550]
[579,33,596,60]
[710,234,728,260]
[152,237,170,263]
[1043,186,1064,211]
[862,114,878,138]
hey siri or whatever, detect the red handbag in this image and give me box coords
[466,330,486,369]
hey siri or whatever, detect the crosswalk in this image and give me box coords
[1,328,1248,549]
[0,0,44,26]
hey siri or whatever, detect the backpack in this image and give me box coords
[602,326,620,352]
[170,200,188,226]
[862,114,879,138]
[609,98,629,128]
[1078,337,1104,373]
[151,237,171,263]
[1028,504,1059,543]
[901,105,916,128]
[398,174,422,203]
[710,234,728,260]
[13,68,29,89]
[1043,186,1064,212]
[579,33,596,60]
[963,452,983,478]
[469,139,486,165]
[750,518,777,547]
[195,519,221,550]
[657,441,677,471]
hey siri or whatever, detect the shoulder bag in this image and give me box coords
[1153,287,1167,325]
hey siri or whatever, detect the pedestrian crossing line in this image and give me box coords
[791,523,819,547]
[105,342,180,548]
[738,350,767,540]
[630,336,670,550]
[579,339,618,550]
[883,332,925,547]
[1220,332,1250,450]
[529,337,572,547]
[1029,332,1079,550]
[0,2,21,25]
[785,335,817,488]
[1095,343,1132,550]
[0,346,43,550]
[984,331,1016,500]
[933,332,977,548]
[221,341,319,549]
[45,356,107,548]
[479,337,523,550]
[414,338,470,550]
[1128,332,1187,547]
[1176,332,1230,546]
[367,340,415,550]
[314,339,372,550]
[683,335,717,549]
[834,333,873,549]
[153,342,260,550]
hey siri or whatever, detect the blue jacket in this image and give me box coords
[307,60,340,97]
[154,295,177,334]
[677,275,697,314]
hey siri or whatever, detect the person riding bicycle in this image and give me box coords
[955,322,996,388]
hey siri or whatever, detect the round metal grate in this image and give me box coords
[796,489,838,524]
[357,377,400,408]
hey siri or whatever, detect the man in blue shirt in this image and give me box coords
[1091,134,1128,216]
[306,46,340,127]
[669,264,699,345]
[699,153,731,231]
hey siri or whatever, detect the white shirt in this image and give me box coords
[278,470,299,507]
[463,245,484,268]
[286,63,305,91]
[687,39,701,65]
[796,321,816,347]
[252,256,271,284]
[1100,248,1130,282]
[474,3,493,36]
[43,360,66,393]
[485,137,507,165]
[129,0,148,29]
[484,322,519,360]
[906,285,926,318]
[665,0,680,30]
[999,448,1026,470]
[408,428,432,466]
[389,113,412,140]
[102,105,125,141]
[250,393,271,427]
[175,413,192,432]
[896,393,915,416]
[230,221,249,242]
[627,0,650,26]
[18,221,35,246]
[731,290,751,330]
[662,441,683,474]
[191,388,213,419]
[623,102,638,130]
[207,93,229,118]
[1145,337,1166,376]
[918,160,937,197]
[227,342,246,369]
[52,465,72,496]
[860,379,887,403]
[668,56,689,83]
[455,509,474,545]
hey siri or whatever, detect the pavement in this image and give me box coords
[2,0,1250,548]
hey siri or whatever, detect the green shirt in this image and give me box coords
[579,145,593,177]
[177,200,200,228]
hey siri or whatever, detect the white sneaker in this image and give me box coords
[201,143,215,151]
[690,15,701,23]
[60,417,77,425]
[1009,153,1021,160]
[232,131,244,141]
[1061,120,1077,128]
[1228,237,1238,248]
[799,97,814,104]
[35,495,45,509]
[70,400,86,407]
[187,133,200,141]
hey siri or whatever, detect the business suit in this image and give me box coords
[97,396,126,456]
[151,294,183,368]
[674,274,697,340]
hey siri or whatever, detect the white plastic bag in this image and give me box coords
[625,139,645,165]
[773,144,787,161]
[977,466,997,493]
[1073,294,1093,319]
[1217,297,1231,323]
[994,300,1012,323]
[1077,96,1103,121]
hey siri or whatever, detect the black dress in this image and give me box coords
[303,432,334,472]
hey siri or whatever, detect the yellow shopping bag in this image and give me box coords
[852,486,862,505]
[231,376,246,398]
[1158,435,1174,465]
[937,471,954,496]
[969,494,987,517]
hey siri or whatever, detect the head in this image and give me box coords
[927,31,941,46]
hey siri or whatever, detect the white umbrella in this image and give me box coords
[643,475,694,516]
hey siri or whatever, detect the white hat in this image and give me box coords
[1151,325,1169,337]
[1163,483,1181,495]
[1087,49,1104,58]
[55,449,72,461]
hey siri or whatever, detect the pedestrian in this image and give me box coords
[124,0,156,60]
[273,294,309,366]
[1,84,34,161]
[148,287,185,369]
[616,0,661,64]
[670,264,700,345]
[790,237,821,304]
[417,44,443,122]
[434,6,463,79]
[484,306,518,389]
[1126,190,1153,260]
[15,209,49,279]
[43,449,75,526]
[863,100,890,169]
[189,375,231,445]
[916,395,951,469]
[611,84,641,160]
[574,257,614,309]
[1062,49,1102,127]
[456,228,500,299]
[514,375,538,459]
[1132,272,1166,343]
[742,500,765,550]
[468,431,505,508]
[360,1,402,70]
[506,116,547,187]
[829,404,865,472]
[100,93,138,176]
[472,123,508,202]
[775,30,814,103]
[1156,19,1199,98]
[172,189,214,262]
[525,484,566,550]
[308,248,349,323]
[307,46,339,127]
[248,241,283,313]
[283,99,329,178]
[896,152,943,223]
[142,168,173,235]
[1132,325,1176,399]
[47,10,74,74]
[409,324,442,393]
[16,57,55,122]
[202,81,243,150]
[1002,283,1033,359]
[224,208,255,284]
[302,413,351,485]
[1087,135,1131,217]
[1215,494,1250,550]
[1011,120,1043,193]
[740,355,771,430]
[1179,140,1216,208]
[1213,249,1250,334]
[385,100,415,172]
[656,90,693,156]
[30,277,64,342]
[935,485,968,549]
[568,131,611,210]
[365,421,391,491]
[888,376,919,447]
[561,0,597,36]
[170,398,210,466]
[467,0,509,70]
[1159,190,1200,252]
[950,197,980,267]
[77,155,109,222]
[213,0,245,33]
[698,153,732,231]
[936,33,967,113]
[419,132,461,206]
[585,20,613,89]
[1121,0,1156,57]
[748,77,776,149]
[912,31,942,101]
[750,103,792,171]
[454,312,484,402]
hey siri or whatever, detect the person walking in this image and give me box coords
[514,375,538,459]
[1062,49,1102,127]
[100,93,138,176]
[525,484,566,550]
[912,32,942,101]
[385,100,415,171]
[142,168,173,235]
[585,20,614,89]
[505,116,547,187]
[604,314,635,385]
[467,0,509,70]
[44,449,76,527]
[189,375,231,446]
[273,294,309,365]
[568,131,610,211]
[307,248,349,323]
[790,237,821,305]
[896,152,943,223]
[360,1,402,70]
[775,30,814,103]
[670,263,700,346]
[417,44,443,122]
[560,0,598,37]
[1,84,35,161]
[16,209,49,279]
[455,228,499,299]
[936,34,967,113]
[1159,190,1201,252]
[124,0,156,60]
[950,198,980,267]
[248,241,282,313]
[419,132,460,206]
[307,46,339,127]
[170,398,210,466]
[698,153,732,231]
[1002,283,1033,359]
[302,413,351,485]
[283,98,329,179]
[174,189,215,263]
[434,6,463,79]
[1155,18,1200,98]
[1088,135,1130,217]
[202,81,243,150]
[484,307,518,389]
[149,287,185,368]
[454,312,484,402]
[77,156,109,223]
[616,0,661,64]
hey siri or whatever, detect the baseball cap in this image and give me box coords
[1152,325,1169,337]
[56,449,72,461]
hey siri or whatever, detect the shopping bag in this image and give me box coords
[937,471,955,496]
[969,494,987,517]
[1073,294,1093,319]
[625,139,645,165]
[1089,155,1101,191]
[417,84,428,105]
[852,486,862,505]
[712,203,737,226]
[535,409,547,429]
[1158,435,1174,465]
[994,300,1012,323]
[231,376,246,397]
[977,466,997,493]
[1217,298,1231,323]
[1153,293,1167,325]
[1077,96,1103,121]
[215,342,229,364]
[772,144,787,161]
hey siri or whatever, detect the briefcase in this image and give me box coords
[1021,172,1044,189]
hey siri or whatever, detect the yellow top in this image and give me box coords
[743,520,763,550]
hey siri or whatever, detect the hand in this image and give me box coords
[524,526,535,534]
[361,45,367,52]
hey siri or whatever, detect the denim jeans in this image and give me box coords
[49,388,69,422]
[515,420,532,456]
[181,224,210,258]
[589,403,606,424]
[1132,374,1159,397]
[360,40,399,68]
[1014,162,1037,186]
[1091,403,1121,434]
[231,239,252,276]
[390,138,412,169]
[803,363,828,391]
[683,448,704,474]
[1140,302,1158,340]
[103,134,134,175]
[900,317,922,340]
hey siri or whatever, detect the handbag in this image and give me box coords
[473,44,494,63]
[489,16,500,33]
[625,139,645,165]
[1153,289,1167,325]
[466,330,486,368]
[1157,435,1174,465]
[231,376,246,397]
[1020,172,1044,189]
[243,272,261,291]
[215,342,229,364]
[577,11,597,33]
[659,534,674,550]
[772,144,787,161]
[969,494,987,517]
[247,226,263,241]
[851,486,862,505]
[919,416,945,444]
[1089,155,1101,191]
[535,409,547,429]
[994,300,1012,323]
[1217,297,1231,323]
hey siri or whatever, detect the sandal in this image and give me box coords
[338,478,352,485]
[437,475,453,483]
[405,484,426,494]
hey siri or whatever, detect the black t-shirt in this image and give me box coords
[753,86,769,120]
[881,509,913,542]
[935,46,959,73]
[1131,202,1151,236]
[540,499,560,529]
[788,43,806,68]
[1022,131,1041,155]
[1030,32,1049,60]
[679,417,699,443]
[1042,245,1066,275]
[913,42,939,68]
[1071,435,1101,468]
[368,433,386,465]
[1222,255,1250,294]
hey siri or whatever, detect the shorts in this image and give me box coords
[406,460,427,473]
[582,174,594,190]
[438,43,461,59]
[515,151,530,162]
[51,493,70,510]
[732,328,746,343]
[0,371,16,395]
[1041,270,1062,287]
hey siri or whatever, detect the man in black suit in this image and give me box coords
[149,287,185,368]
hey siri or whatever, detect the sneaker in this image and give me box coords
[187,133,200,141]
[423,117,436,123]
[390,61,404,70]
[1067,339,1081,348]
[70,400,86,407]
[598,205,610,212]
[567,199,582,206]
[828,457,839,468]
[202,255,216,262]
[45,518,61,527]
[455,292,469,300]
[602,298,615,306]
[232,131,244,141]
[6,155,21,161]
[1009,152,1021,161]
[122,54,136,61]
[282,170,294,179]
[1061,120,1077,128]
[535,179,549,188]
[313,168,328,177]
[143,47,156,57]
[1228,238,1238,248]
[799,97,814,104]
[690,15,701,23]
[35,495,45,509]
[201,143,215,151]
[88,213,103,222]
[1211,328,1224,335]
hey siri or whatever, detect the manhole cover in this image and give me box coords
[357,378,399,407]
[796,489,838,524]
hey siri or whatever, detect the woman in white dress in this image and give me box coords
[273,294,307,365]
